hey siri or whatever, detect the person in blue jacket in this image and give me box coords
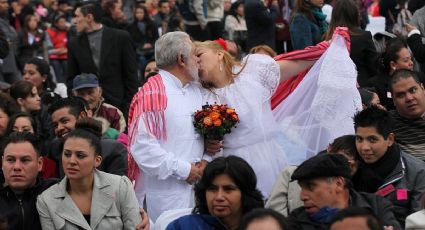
[167,156,264,230]
[290,0,327,50]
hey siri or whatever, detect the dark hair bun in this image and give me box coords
[75,117,102,138]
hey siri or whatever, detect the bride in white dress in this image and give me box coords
[195,29,360,198]
[195,42,316,198]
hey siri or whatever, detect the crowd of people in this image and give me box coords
[0,0,425,229]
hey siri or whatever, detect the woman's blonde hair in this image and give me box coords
[249,45,277,57]
[195,40,247,88]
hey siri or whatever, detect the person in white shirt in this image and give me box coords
[128,31,209,221]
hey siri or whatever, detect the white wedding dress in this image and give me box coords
[202,54,287,198]
[201,34,361,198]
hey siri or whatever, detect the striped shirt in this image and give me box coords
[390,110,425,161]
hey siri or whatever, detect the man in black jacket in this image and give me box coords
[0,132,58,230]
[244,0,278,50]
[67,2,138,119]
[286,154,401,230]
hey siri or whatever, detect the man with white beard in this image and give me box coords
[128,31,208,221]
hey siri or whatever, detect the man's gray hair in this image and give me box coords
[155,31,192,69]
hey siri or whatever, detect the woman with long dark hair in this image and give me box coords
[101,0,127,29]
[9,80,54,144]
[126,4,159,70]
[23,57,67,103]
[224,0,247,52]
[17,14,50,67]
[290,0,327,50]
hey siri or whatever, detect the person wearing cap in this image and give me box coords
[72,73,126,134]
[352,106,425,226]
[286,153,401,230]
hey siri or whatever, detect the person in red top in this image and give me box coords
[47,14,68,83]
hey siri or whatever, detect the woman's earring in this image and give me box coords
[219,63,223,72]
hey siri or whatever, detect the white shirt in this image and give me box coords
[130,70,204,221]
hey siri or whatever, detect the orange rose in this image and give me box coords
[226,108,235,114]
[213,119,222,126]
[203,117,213,126]
[209,111,220,120]
[231,114,239,121]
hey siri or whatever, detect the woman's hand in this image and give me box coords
[136,208,150,230]
[205,139,222,156]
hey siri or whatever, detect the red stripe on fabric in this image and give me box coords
[271,41,330,109]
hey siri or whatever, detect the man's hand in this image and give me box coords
[205,139,222,156]
[404,23,418,33]
[383,226,394,230]
[186,163,202,185]
[196,160,208,176]
[136,208,150,230]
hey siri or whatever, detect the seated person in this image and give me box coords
[46,97,128,177]
[330,207,384,230]
[286,154,401,229]
[0,132,58,230]
[358,88,385,110]
[5,112,57,179]
[0,133,149,230]
[353,106,425,226]
[36,120,141,229]
[72,73,126,133]
[389,69,425,161]
[166,156,264,230]
[266,135,359,216]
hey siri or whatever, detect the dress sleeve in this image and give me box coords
[244,54,281,98]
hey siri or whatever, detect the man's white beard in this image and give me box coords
[187,60,199,82]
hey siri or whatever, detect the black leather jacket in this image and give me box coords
[0,178,58,230]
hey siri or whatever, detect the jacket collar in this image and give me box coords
[53,170,115,229]
[378,151,405,190]
[0,176,57,198]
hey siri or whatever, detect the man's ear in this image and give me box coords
[387,133,395,147]
[87,13,94,22]
[16,98,25,106]
[390,61,397,70]
[177,53,186,67]
[79,111,88,119]
[37,156,43,172]
[335,177,346,192]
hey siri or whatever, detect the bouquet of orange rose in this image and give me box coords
[193,103,239,140]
